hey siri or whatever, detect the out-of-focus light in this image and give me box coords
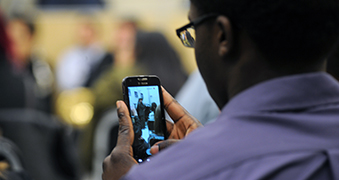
[70,102,94,126]
[55,87,95,127]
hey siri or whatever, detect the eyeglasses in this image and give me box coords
[176,14,218,48]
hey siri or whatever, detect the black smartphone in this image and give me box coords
[122,75,167,163]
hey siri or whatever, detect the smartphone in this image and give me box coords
[122,75,167,163]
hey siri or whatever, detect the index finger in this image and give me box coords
[162,87,198,124]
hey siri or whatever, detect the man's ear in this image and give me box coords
[216,16,233,57]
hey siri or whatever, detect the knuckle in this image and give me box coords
[119,125,130,135]
[158,141,169,150]
[110,150,126,163]
[164,98,176,110]
[118,111,125,119]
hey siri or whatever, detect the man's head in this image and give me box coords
[190,0,339,66]
[76,14,101,47]
[185,0,339,108]
[151,102,157,111]
[6,14,35,64]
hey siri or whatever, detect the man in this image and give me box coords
[103,0,339,179]
[56,14,113,91]
[6,14,54,113]
[136,98,147,129]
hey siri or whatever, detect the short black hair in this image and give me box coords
[191,0,339,70]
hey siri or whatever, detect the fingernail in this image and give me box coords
[150,145,159,155]
[116,101,121,108]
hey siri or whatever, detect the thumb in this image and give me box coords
[150,139,181,155]
[116,101,134,148]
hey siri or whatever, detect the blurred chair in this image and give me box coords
[0,109,81,180]
[0,137,24,173]
[0,137,33,180]
[91,108,119,180]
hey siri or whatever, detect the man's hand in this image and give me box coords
[150,87,203,154]
[102,101,137,180]
[102,87,203,179]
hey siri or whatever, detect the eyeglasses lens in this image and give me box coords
[180,28,195,48]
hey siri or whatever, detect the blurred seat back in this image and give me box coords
[0,109,80,180]
[91,108,119,180]
[0,137,24,172]
[0,137,34,180]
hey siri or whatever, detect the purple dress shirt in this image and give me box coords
[122,72,339,180]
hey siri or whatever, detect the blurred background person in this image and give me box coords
[55,13,113,92]
[135,31,188,96]
[0,11,37,110]
[91,20,144,117]
[6,13,54,113]
[0,9,81,180]
[174,69,220,125]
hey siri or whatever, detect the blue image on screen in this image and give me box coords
[128,85,165,161]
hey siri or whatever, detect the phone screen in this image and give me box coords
[127,85,166,163]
